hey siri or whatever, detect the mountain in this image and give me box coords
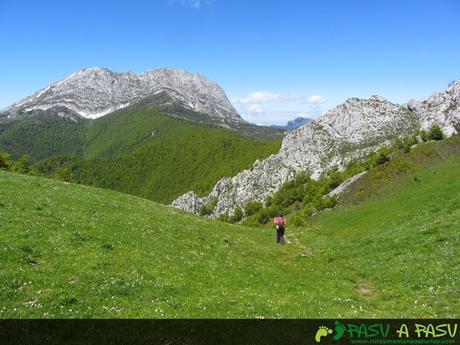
[0,67,284,162]
[271,116,312,131]
[1,135,458,317]
[407,80,460,136]
[0,67,243,125]
[285,116,312,130]
[0,67,284,203]
[173,81,460,217]
[172,85,460,217]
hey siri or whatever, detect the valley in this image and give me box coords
[0,67,459,319]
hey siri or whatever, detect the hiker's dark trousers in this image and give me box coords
[276,229,285,244]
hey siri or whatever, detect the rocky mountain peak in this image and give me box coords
[314,95,413,145]
[1,67,243,123]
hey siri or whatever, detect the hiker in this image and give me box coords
[273,214,286,244]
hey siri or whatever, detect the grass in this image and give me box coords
[0,137,459,318]
[341,134,460,205]
[304,155,459,317]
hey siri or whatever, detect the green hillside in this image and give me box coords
[31,108,281,203]
[0,104,282,204]
[1,137,458,318]
[0,113,87,161]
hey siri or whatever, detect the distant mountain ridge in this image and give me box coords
[270,116,312,131]
[0,67,243,125]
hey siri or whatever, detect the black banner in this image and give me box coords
[0,319,458,345]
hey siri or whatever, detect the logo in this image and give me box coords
[314,321,346,343]
[314,326,332,343]
[313,321,458,344]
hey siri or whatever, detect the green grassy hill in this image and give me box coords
[1,137,458,318]
[31,108,281,203]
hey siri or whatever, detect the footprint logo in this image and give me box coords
[315,326,333,343]
[333,321,346,341]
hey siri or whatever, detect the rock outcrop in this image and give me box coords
[172,96,419,216]
[325,171,367,199]
[408,80,460,136]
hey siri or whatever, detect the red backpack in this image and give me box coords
[275,216,285,230]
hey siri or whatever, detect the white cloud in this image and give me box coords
[168,0,207,8]
[247,103,264,114]
[307,95,325,104]
[233,92,298,104]
[232,91,327,124]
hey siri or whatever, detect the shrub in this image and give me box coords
[0,152,13,169]
[302,204,314,218]
[403,136,417,153]
[290,212,306,227]
[264,196,273,207]
[428,125,444,141]
[244,201,263,217]
[323,196,337,209]
[374,146,391,166]
[313,198,325,211]
[403,144,411,154]
[314,196,336,211]
[345,160,367,178]
[218,212,230,223]
[241,214,262,227]
[326,170,344,191]
[12,154,30,174]
[199,198,218,216]
[54,166,72,182]
[419,130,429,142]
[393,138,405,151]
[229,207,243,223]
[255,207,277,224]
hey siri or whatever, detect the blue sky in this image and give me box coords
[0,0,459,124]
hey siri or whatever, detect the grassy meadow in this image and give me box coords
[0,136,458,318]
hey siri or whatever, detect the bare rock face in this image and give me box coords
[1,67,243,124]
[325,171,367,199]
[408,80,460,136]
[172,96,419,216]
